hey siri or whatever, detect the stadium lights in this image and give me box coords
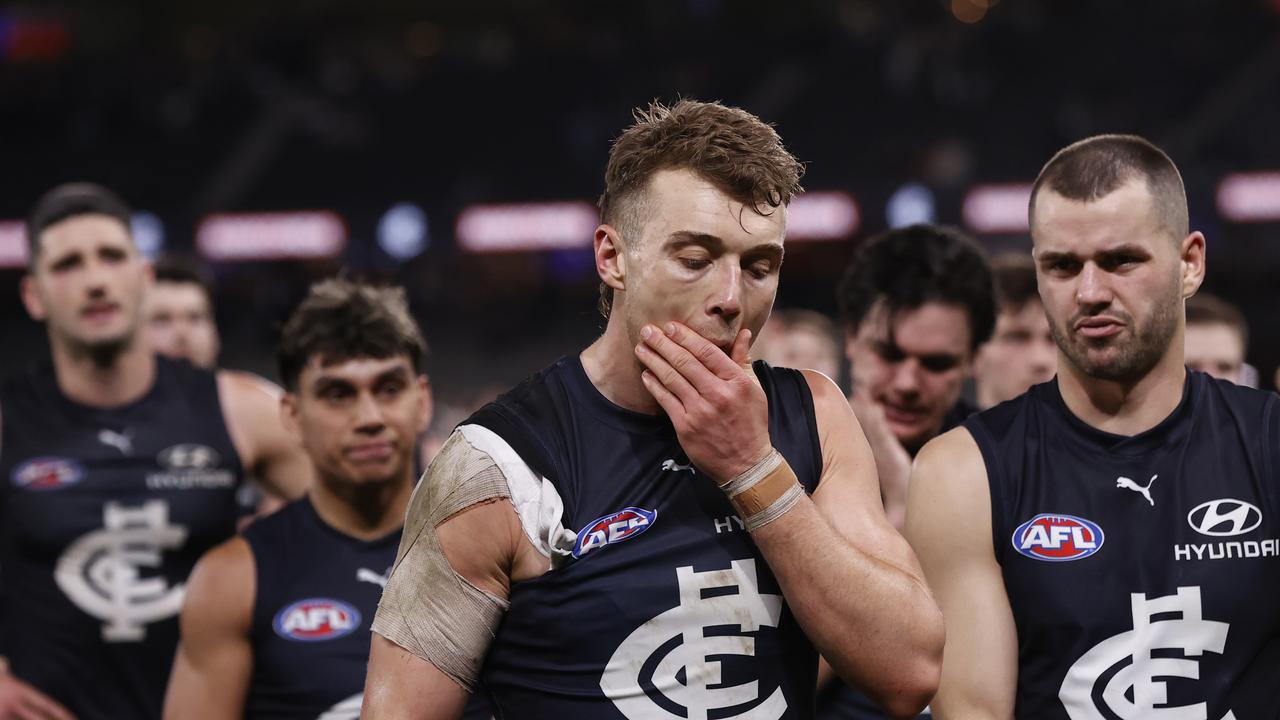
[787,191,860,241]
[377,202,429,261]
[1217,171,1280,223]
[196,211,347,261]
[0,221,25,268]
[962,183,1033,234]
[456,201,598,253]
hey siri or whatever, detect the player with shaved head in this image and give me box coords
[908,135,1280,719]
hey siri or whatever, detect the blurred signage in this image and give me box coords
[0,221,26,268]
[1217,172,1280,222]
[787,191,860,241]
[963,183,1033,234]
[196,211,347,261]
[456,201,597,252]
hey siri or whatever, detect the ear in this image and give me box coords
[279,392,302,440]
[1179,231,1207,299]
[415,374,433,434]
[594,224,627,292]
[19,274,46,321]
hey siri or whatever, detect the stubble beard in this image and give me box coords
[1051,283,1181,383]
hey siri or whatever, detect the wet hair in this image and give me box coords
[26,182,133,265]
[1030,134,1188,241]
[596,99,805,317]
[277,278,427,392]
[990,252,1040,314]
[837,224,995,353]
[1186,292,1248,347]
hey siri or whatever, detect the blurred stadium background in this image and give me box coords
[2,0,1279,423]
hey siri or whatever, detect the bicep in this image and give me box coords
[217,371,311,500]
[362,634,472,720]
[905,430,1016,719]
[163,542,254,720]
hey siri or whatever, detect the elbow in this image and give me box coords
[878,656,942,719]
[875,612,945,719]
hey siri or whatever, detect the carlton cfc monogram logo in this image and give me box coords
[1059,586,1237,720]
[55,500,188,641]
[599,559,787,720]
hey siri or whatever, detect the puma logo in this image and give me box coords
[1116,474,1158,507]
[356,568,388,588]
[97,428,134,455]
[661,459,694,473]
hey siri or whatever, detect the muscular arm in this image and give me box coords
[363,437,545,720]
[753,371,943,718]
[636,324,943,718]
[218,371,312,502]
[905,428,1017,720]
[163,538,255,720]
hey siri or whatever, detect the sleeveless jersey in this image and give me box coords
[243,496,496,719]
[465,355,824,720]
[966,371,1280,719]
[0,356,245,720]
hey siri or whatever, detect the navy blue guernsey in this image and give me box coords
[966,371,1280,719]
[465,355,824,720]
[243,496,492,719]
[0,356,244,720]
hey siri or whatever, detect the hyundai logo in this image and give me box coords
[1187,499,1262,537]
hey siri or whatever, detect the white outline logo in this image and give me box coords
[1187,499,1261,537]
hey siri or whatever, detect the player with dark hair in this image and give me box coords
[145,255,220,370]
[908,134,1280,718]
[164,278,489,720]
[1184,292,1251,385]
[363,99,944,720]
[0,182,312,720]
[836,224,995,531]
[819,224,994,719]
[973,253,1057,410]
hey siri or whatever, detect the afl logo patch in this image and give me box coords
[1012,513,1104,562]
[573,507,657,559]
[12,457,84,491]
[273,599,361,642]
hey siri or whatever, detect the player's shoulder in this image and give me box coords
[216,369,283,405]
[917,426,984,476]
[1195,369,1278,415]
[183,535,255,632]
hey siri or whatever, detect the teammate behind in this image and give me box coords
[0,182,311,720]
[1184,291,1252,386]
[908,134,1280,719]
[363,99,944,720]
[972,253,1057,410]
[144,255,220,370]
[164,278,490,719]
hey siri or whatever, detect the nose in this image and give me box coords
[707,263,742,322]
[352,392,387,434]
[1075,262,1112,308]
[890,358,921,396]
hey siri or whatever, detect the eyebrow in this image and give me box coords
[1037,243,1151,264]
[663,230,784,262]
[311,365,411,391]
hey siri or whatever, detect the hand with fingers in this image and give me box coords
[0,667,74,720]
[848,391,912,530]
[634,321,773,486]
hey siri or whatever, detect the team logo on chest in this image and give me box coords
[572,507,657,559]
[1059,586,1236,720]
[599,559,788,720]
[1012,513,1104,562]
[55,500,189,641]
[273,598,362,642]
[12,457,84,491]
